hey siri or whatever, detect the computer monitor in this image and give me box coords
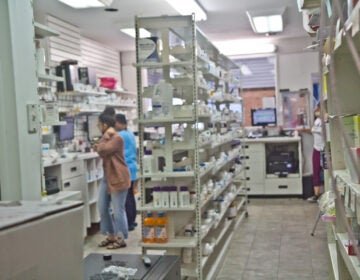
[87,114,102,141]
[251,108,277,127]
[59,116,75,141]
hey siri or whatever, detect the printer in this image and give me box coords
[267,151,297,176]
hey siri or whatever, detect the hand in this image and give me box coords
[93,144,98,152]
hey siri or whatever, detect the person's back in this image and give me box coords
[118,129,138,181]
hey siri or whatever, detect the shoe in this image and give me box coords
[307,196,318,203]
[133,222,138,227]
[107,240,127,249]
[128,225,135,231]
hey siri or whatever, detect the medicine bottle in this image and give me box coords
[143,212,155,243]
[155,212,168,243]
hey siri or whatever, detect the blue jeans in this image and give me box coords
[98,176,128,239]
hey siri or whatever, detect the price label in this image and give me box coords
[351,189,356,213]
[345,185,350,208]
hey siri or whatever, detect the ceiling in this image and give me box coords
[33,0,311,53]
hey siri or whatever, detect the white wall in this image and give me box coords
[277,51,319,175]
[278,51,319,92]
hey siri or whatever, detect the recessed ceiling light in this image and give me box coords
[58,0,113,9]
[104,8,118,12]
[247,9,285,34]
[120,28,151,38]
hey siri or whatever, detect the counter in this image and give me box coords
[43,152,99,168]
[0,200,84,279]
[243,136,301,143]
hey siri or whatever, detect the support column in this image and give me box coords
[0,0,41,200]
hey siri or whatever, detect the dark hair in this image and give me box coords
[99,113,115,128]
[115,114,127,125]
[103,107,115,117]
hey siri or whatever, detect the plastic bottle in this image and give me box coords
[152,80,173,118]
[155,212,168,243]
[179,186,190,207]
[143,150,154,174]
[143,212,156,243]
[161,186,170,208]
[169,186,178,208]
[153,186,162,208]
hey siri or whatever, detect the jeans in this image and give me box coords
[98,176,128,239]
[126,181,137,226]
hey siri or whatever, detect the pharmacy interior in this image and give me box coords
[1,0,360,279]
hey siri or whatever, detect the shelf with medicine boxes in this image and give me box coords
[318,2,360,279]
[135,15,247,279]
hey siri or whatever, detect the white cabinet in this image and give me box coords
[244,137,302,196]
[43,153,103,236]
[135,15,247,280]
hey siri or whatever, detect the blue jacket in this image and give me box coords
[118,130,138,181]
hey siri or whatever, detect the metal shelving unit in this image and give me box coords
[135,15,247,279]
[316,1,360,279]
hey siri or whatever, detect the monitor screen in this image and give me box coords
[87,114,102,141]
[251,108,277,126]
[59,116,75,141]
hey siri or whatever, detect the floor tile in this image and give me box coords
[241,269,277,280]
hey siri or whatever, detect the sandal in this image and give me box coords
[107,240,127,249]
[98,238,116,247]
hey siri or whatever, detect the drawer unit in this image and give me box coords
[243,143,265,153]
[246,164,265,184]
[62,175,86,195]
[247,183,265,195]
[61,160,84,180]
[264,178,302,195]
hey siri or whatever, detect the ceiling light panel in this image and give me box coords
[58,0,112,9]
[247,10,284,34]
[166,0,207,21]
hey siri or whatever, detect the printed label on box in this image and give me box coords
[138,37,159,62]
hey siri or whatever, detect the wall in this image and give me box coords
[242,88,276,127]
[277,51,319,175]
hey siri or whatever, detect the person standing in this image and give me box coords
[94,113,130,249]
[115,114,139,231]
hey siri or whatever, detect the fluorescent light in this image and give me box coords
[247,11,284,34]
[240,65,253,76]
[215,40,276,56]
[120,28,151,38]
[166,0,207,21]
[58,0,112,9]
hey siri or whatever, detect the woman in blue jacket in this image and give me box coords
[115,114,139,231]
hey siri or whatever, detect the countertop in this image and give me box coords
[243,136,301,143]
[43,152,99,167]
[0,200,83,230]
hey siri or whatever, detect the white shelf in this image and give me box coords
[41,121,66,126]
[38,73,64,82]
[90,103,137,108]
[89,199,97,205]
[181,264,198,278]
[59,109,102,114]
[200,165,215,178]
[34,22,60,38]
[38,85,53,90]
[134,61,192,68]
[56,90,107,97]
[139,117,195,125]
[328,243,339,280]
[138,202,196,211]
[200,178,234,210]
[140,237,196,248]
[87,177,102,184]
[336,233,360,279]
[140,171,195,178]
[105,89,137,96]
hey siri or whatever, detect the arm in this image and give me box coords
[96,135,122,157]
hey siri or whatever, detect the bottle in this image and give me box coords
[153,186,162,208]
[179,186,190,207]
[143,212,155,243]
[155,212,168,243]
[152,79,173,118]
[161,186,170,208]
[169,186,178,208]
[143,150,154,174]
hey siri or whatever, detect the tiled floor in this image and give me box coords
[84,198,330,280]
[216,198,330,280]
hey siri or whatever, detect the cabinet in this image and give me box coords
[244,137,302,195]
[135,15,247,279]
[43,153,102,236]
